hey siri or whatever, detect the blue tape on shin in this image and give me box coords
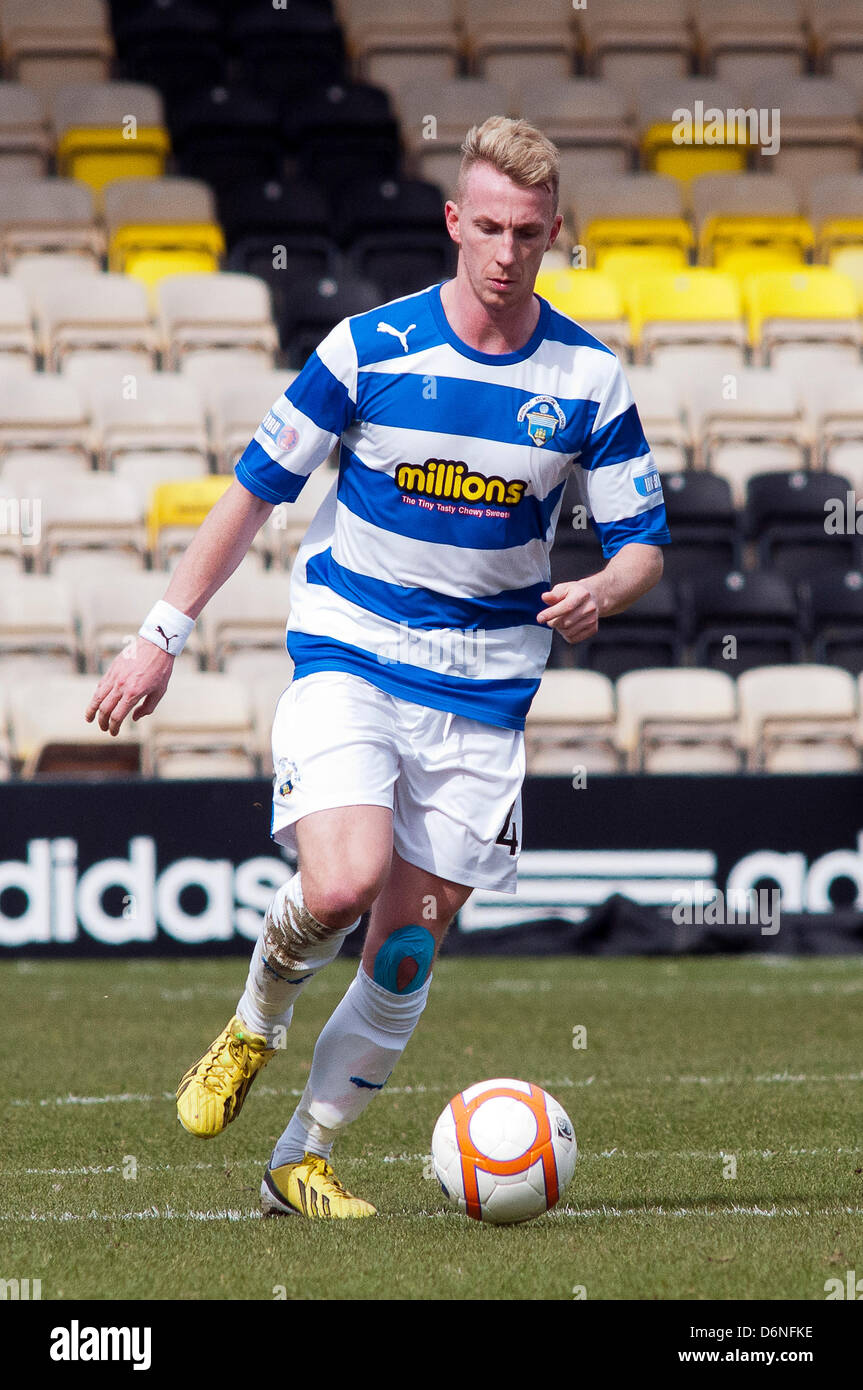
[372,925,435,994]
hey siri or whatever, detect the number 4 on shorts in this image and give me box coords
[496,801,519,856]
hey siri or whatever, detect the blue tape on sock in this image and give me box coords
[372,925,435,995]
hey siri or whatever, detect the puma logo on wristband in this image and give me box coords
[139,600,195,657]
[155,625,179,651]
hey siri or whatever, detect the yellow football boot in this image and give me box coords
[261,1153,377,1219]
[176,1014,276,1138]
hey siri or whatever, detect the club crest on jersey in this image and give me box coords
[517,395,566,447]
[260,406,299,453]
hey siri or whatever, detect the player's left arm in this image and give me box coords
[536,541,663,644]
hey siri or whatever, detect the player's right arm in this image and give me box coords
[85,478,273,736]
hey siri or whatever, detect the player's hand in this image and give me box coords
[536,580,599,644]
[85,639,175,736]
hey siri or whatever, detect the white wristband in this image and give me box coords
[138,600,196,656]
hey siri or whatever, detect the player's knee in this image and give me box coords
[304,871,386,930]
[372,925,436,994]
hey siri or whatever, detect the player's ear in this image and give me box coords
[546,213,563,251]
[444,200,461,245]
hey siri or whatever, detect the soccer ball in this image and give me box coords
[431,1078,577,1224]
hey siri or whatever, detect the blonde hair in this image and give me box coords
[457,116,560,212]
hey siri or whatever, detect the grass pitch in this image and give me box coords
[3,953,863,1301]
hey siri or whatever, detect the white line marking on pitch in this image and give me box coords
[3,1204,863,1224]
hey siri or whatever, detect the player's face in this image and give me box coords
[445,162,561,315]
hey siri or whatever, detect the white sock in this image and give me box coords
[271,964,431,1167]
[236,872,359,1045]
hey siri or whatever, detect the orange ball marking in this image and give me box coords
[449,1084,560,1221]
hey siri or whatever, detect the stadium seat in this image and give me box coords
[345,0,460,97]
[203,367,298,473]
[112,2,227,97]
[579,0,693,87]
[103,177,225,289]
[744,469,861,578]
[279,272,382,369]
[743,267,862,366]
[534,269,630,358]
[144,672,258,778]
[691,173,812,272]
[112,451,210,516]
[0,0,114,90]
[30,271,159,369]
[684,569,805,673]
[660,470,741,578]
[336,177,454,300]
[200,572,292,670]
[7,673,142,777]
[524,668,619,775]
[0,372,90,460]
[1,448,90,496]
[813,366,863,476]
[0,575,79,669]
[737,663,859,771]
[621,365,693,474]
[519,80,637,213]
[747,77,863,194]
[575,577,683,679]
[37,475,147,571]
[230,4,346,94]
[169,85,282,193]
[0,177,103,268]
[52,82,169,200]
[0,82,51,177]
[802,568,863,674]
[693,0,808,87]
[71,568,179,672]
[462,0,576,93]
[615,667,740,772]
[147,476,232,567]
[89,371,209,469]
[397,77,511,195]
[0,278,37,367]
[809,173,863,260]
[573,174,693,271]
[284,82,401,193]
[624,269,746,366]
[685,366,808,496]
[155,272,278,367]
[811,0,863,94]
[636,79,751,187]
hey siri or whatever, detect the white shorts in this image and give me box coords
[270,671,525,893]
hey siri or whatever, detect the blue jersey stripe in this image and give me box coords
[336,447,565,551]
[306,547,548,630]
[594,505,671,556]
[287,350,355,435]
[235,445,309,504]
[287,631,539,730]
[581,402,651,471]
[355,370,599,455]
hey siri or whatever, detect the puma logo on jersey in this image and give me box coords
[155,625,179,651]
[377,321,416,354]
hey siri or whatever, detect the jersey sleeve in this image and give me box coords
[234,318,358,505]
[574,356,671,558]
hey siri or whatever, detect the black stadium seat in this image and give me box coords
[170,86,284,191]
[231,4,346,94]
[744,469,860,579]
[113,2,227,95]
[574,575,683,679]
[280,272,383,368]
[283,84,401,191]
[333,178,447,247]
[801,568,863,674]
[661,470,741,579]
[685,569,804,673]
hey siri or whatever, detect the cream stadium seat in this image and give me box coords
[396,78,510,194]
[6,672,142,777]
[30,270,159,369]
[345,0,460,96]
[143,673,258,779]
[692,0,808,88]
[579,0,692,86]
[684,366,809,498]
[0,573,79,670]
[0,0,113,89]
[0,276,37,367]
[623,366,693,473]
[200,571,291,671]
[0,371,90,460]
[463,0,576,93]
[0,82,51,177]
[811,0,863,94]
[0,177,103,268]
[747,77,863,194]
[812,366,863,484]
[1,448,89,493]
[737,663,859,771]
[524,669,619,774]
[37,474,147,571]
[71,567,199,674]
[809,172,863,261]
[112,451,209,514]
[520,80,637,214]
[156,273,279,368]
[202,367,298,472]
[615,667,740,772]
[88,371,208,469]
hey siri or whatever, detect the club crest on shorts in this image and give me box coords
[274,757,300,797]
[517,395,566,447]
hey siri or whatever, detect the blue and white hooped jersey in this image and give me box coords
[235,282,670,731]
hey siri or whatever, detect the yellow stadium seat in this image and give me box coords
[533,268,629,355]
[109,224,225,289]
[819,217,863,260]
[713,245,808,283]
[743,267,862,360]
[641,118,750,187]
[597,245,690,284]
[147,476,232,559]
[57,125,171,196]
[625,269,744,357]
[699,213,814,267]
[830,246,863,307]
[584,216,694,269]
